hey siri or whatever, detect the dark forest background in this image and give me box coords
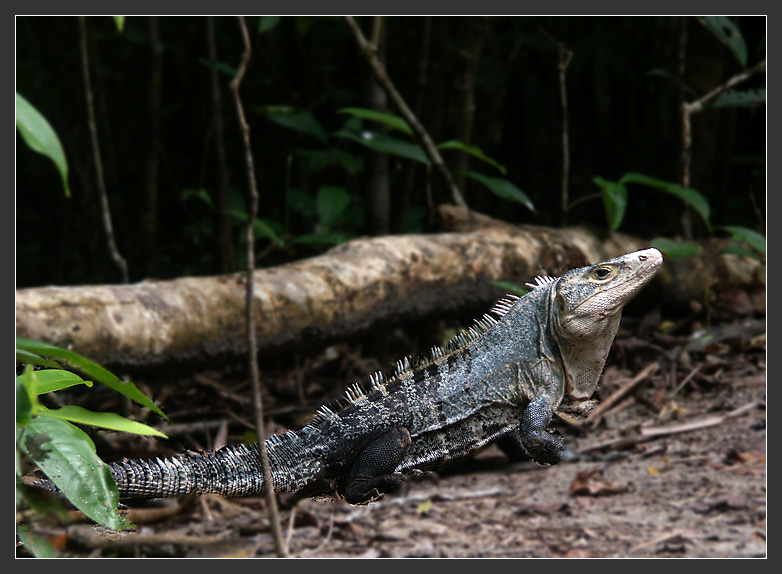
[16,16,766,288]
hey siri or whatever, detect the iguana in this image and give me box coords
[34,248,663,504]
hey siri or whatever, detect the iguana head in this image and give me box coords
[551,248,663,400]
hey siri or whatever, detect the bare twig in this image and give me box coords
[585,362,659,426]
[343,487,508,522]
[66,524,230,550]
[680,55,766,236]
[542,29,573,225]
[670,363,702,396]
[301,514,335,557]
[639,399,761,440]
[630,529,690,554]
[229,16,287,558]
[284,506,297,549]
[343,16,467,208]
[581,399,761,453]
[78,16,128,283]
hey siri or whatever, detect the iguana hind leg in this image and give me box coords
[344,426,411,504]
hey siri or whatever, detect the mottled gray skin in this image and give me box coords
[101,249,663,503]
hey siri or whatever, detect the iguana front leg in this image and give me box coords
[343,426,412,504]
[517,394,569,465]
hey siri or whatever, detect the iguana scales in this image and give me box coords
[36,248,663,504]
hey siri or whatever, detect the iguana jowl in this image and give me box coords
[66,248,663,504]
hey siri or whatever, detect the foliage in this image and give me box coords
[337,107,535,212]
[16,339,167,555]
[593,172,710,232]
[698,16,748,68]
[15,93,70,197]
[593,172,764,262]
[717,225,766,261]
[15,16,764,286]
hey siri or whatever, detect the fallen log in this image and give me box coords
[15,222,649,373]
[17,207,763,372]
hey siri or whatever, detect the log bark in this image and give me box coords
[16,220,643,373]
[16,207,764,373]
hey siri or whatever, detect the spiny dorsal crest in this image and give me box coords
[292,289,525,434]
[525,275,557,290]
[490,294,520,316]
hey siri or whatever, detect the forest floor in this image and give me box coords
[17,313,766,559]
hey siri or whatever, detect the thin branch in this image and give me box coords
[542,29,573,226]
[229,16,287,558]
[585,363,658,426]
[78,16,128,283]
[343,15,467,209]
[638,399,761,440]
[677,17,693,239]
[680,56,766,202]
[581,399,761,453]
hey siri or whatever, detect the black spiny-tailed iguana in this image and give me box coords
[34,248,663,504]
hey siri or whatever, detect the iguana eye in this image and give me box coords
[592,266,614,281]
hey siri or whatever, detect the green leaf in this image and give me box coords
[258,107,328,144]
[16,374,34,426]
[712,88,766,109]
[593,176,628,231]
[698,16,747,68]
[198,57,238,78]
[258,16,281,34]
[16,348,61,369]
[619,172,711,228]
[16,93,70,197]
[294,147,364,178]
[253,218,285,247]
[438,140,507,175]
[718,243,762,261]
[316,186,351,228]
[15,338,166,419]
[17,417,133,531]
[16,524,57,558]
[181,187,215,209]
[113,16,125,33]
[646,67,679,82]
[40,405,167,438]
[465,172,535,213]
[226,210,285,247]
[32,369,93,395]
[285,187,316,219]
[718,225,766,255]
[335,130,431,165]
[338,107,413,136]
[650,237,703,259]
[493,280,529,296]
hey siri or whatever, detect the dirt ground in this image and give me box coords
[17,315,766,558]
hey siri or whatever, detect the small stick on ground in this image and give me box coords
[584,363,659,426]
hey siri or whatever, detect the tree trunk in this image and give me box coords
[450,17,491,193]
